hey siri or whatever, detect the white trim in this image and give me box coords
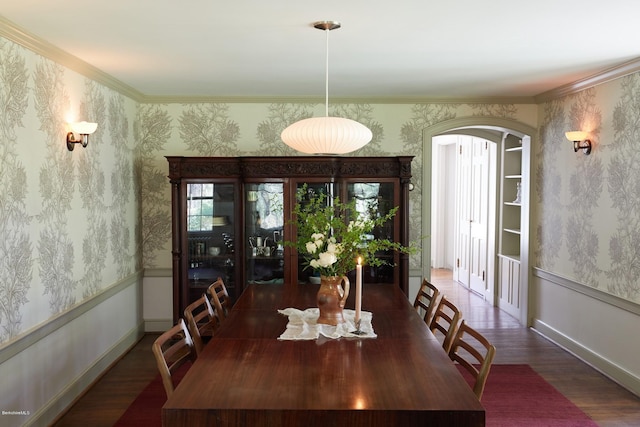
[533,267,640,315]
[535,58,640,102]
[26,323,144,427]
[0,271,143,363]
[532,319,640,397]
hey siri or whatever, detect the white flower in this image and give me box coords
[316,251,337,267]
[306,241,317,254]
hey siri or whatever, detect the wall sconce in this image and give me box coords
[67,121,98,151]
[565,131,591,155]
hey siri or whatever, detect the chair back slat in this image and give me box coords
[184,294,218,355]
[413,279,441,326]
[152,319,196,398]
[429,295,462,353]
[449,320,497,400]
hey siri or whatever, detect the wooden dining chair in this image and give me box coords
[448,320,496,400]
[184,294,219,355]
[413,279,441,326]
[208,277,230,323]
[151,318,196,398]
[429,295,462,353]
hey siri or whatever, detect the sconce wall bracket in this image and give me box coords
[66,132,88,151]
[573,139,592,155]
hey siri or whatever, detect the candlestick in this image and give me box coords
[355,257,362,324]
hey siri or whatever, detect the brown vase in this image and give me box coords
[317,275,350,325]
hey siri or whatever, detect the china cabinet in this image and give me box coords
[167,156,413,322]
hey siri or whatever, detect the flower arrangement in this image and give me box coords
[289,185,412,277]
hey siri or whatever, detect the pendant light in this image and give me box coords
[281,21,372,155]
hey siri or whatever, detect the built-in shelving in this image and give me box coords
[497,132,529,321]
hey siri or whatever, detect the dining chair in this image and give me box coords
[152,318,196,398]
[413,279,441,327]
[448,320,497,400]
[184,294,219,355]
[208,277,230,323]
[429,295,462,353]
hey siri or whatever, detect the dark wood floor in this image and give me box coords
[52,269,640,426]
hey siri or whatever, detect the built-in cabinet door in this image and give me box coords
[498,255,520,318]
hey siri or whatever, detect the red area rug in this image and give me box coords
[457,364,598,426]
[115,364,597,426]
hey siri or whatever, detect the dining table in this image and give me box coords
[162,283,485,426]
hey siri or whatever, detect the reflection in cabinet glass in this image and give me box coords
[345,181,398,284]
[245,183,285,285]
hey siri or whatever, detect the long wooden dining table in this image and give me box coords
[162,283,485,426]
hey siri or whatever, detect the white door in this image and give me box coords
[469,139,489,294]
[454,136,491,295]
[454,136,472,286]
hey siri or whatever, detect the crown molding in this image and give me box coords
[0,15,145,102]
[140,94,537,105]
[535,57,640,103]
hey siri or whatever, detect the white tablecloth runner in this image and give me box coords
[277,308,376,340]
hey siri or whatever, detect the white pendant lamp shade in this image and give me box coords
[281,20,372,155]
[281,116,372,155]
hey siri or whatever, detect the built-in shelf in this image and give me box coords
[505,146,523,152]
[504,228,521,235]
[504,202,521,207]
[505,174,522,179]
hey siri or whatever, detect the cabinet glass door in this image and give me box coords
[245,183,285,284]
[346,182,397,284]
[186,182,236,301]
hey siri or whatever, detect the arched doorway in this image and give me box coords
[422,117,536,325]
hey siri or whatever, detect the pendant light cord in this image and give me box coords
[324,27,329,117]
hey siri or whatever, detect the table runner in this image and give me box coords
[278,308,377,340]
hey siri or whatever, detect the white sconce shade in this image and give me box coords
[70,121,98,135]
[67,121,98,151]
[565,131,587,142]
[281,116,373,155]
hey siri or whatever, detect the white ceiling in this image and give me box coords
[2,0,640,100]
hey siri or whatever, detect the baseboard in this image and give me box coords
[145,319,173,332]
[28,323,145,427]
[532,319,640,397]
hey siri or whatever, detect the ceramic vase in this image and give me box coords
[317,275,350,325]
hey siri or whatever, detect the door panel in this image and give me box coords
[454,137,472,286]
[470,139,488,294]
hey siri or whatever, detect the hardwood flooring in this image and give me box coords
[52,269,640,426]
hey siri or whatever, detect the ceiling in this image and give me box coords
[2,0,639,101]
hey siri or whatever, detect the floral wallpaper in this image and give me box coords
[0,36,138,344]
[536,78,640,303]
[0,39,31,341]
